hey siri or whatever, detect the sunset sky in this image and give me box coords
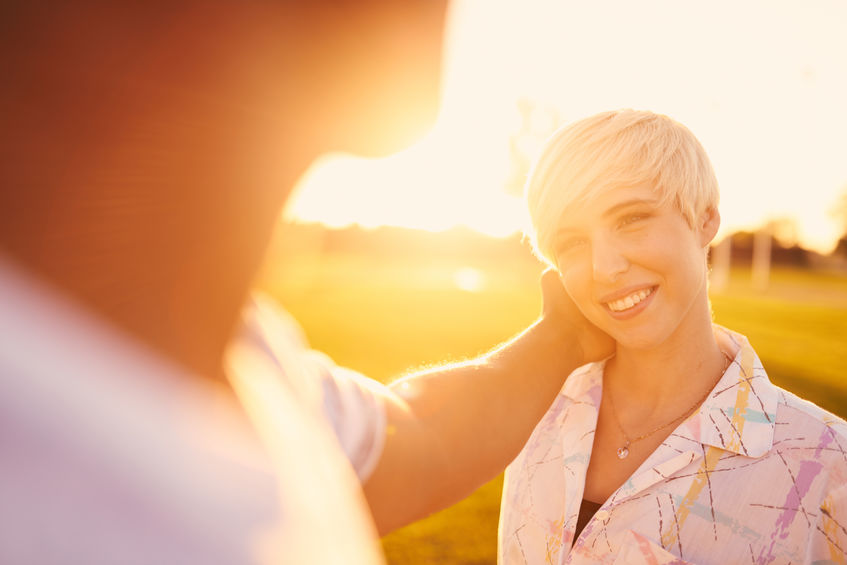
[288,0,847,253]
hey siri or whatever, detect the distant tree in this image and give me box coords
[504,99,562,198]
[728,229,809,267]
[834,235,847,259]
[770,217,799,248]
[831,186,847,258]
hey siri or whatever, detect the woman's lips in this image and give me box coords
[602,285,657,319]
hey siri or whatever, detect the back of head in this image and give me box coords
[525,109,719,268]
[0,1,447,379]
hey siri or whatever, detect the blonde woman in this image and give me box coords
[499,110,847,564]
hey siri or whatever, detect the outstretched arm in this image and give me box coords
[362,270,613,534]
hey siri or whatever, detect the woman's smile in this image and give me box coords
[552,183,719,350]
[602,285,657,318]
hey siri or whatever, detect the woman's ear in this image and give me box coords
[698,206,721,248]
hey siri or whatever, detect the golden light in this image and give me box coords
[286,0,847,254]
[286,124,528,238]
[452,267,486,293]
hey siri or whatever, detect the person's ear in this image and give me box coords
[697,206,721,248]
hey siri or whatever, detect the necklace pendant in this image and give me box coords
[616,445,630,459]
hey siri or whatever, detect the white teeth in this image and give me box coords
[607,287,653,312]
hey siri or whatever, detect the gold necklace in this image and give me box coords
[607,352,731,460]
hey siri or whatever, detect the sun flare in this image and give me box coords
[286,0,847,254]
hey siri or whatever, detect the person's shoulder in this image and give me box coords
[553,360,604,409]
[563,360,604,390]
[772,386,847,448]
[571,360,603,378]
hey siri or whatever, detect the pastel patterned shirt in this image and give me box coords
[499,327,847,564]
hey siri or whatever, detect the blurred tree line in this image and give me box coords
[831,186,847,259]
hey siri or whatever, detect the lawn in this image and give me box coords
[260,253,847,565]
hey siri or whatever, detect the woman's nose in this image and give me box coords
[591,236,629,283]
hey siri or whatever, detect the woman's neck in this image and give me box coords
[604,308,726,416]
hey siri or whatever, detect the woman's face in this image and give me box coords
[552,185,718,351]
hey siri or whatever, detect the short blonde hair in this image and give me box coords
[525,109,719,268]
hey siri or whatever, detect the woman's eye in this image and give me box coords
[619,214,647,227]
[556,237,587,254]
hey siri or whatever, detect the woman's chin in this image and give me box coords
[608,328,669,352]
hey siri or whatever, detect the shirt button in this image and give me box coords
[594,509,610,521]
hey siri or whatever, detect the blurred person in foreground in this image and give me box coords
[499,109,847,564]
[0,2,612,563]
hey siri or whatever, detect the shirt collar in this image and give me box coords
[692,326,779,457]
[560,359,606,406]
[559,326,779,458]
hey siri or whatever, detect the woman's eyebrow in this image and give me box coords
[554,223,581,238]
[602,198,658,219]
[555,197,658,237]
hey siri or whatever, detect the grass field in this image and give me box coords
[261,253,847,565]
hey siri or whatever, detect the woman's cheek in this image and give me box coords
[560,272,596,321]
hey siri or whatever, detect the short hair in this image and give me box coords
[525,109,719,268]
